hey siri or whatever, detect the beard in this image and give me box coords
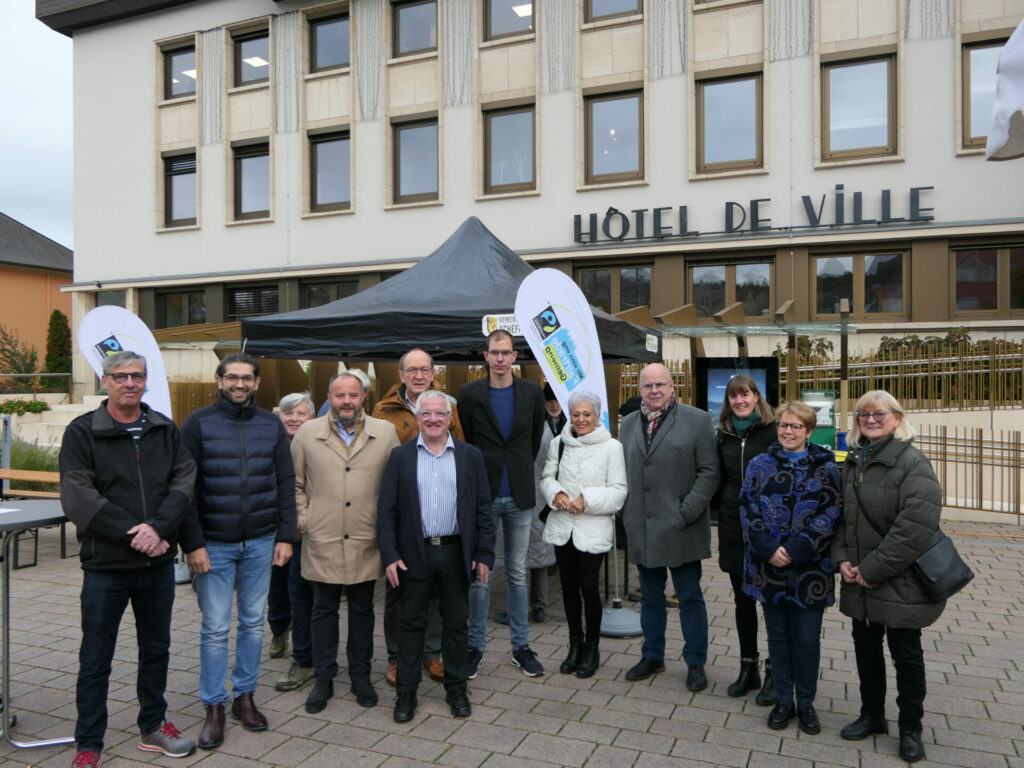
[333,405,362,428]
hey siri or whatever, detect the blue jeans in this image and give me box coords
[762,601,824,708]
[636,561,708,666]
[468,496,531,650]
[195,533,275,706]
[75,562,174,752]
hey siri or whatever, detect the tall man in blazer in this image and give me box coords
[457,329,547,677]
[620,363,720,692]
[377,390,495,722]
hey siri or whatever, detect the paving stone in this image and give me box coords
[510,731,595,767]
[585,743,641,767]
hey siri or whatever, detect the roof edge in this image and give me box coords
[36,0,198,36]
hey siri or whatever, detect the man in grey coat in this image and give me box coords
[620,363,720,691]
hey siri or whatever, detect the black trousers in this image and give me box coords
[310,579,375,683]
[267,562,291,636]
[288,539,314,668]
[852,618,926,732]
[384,580,442,663]
[728,571,760,659]
[554,540,605,640]
[397,540,469,695]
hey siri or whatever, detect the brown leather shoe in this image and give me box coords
[424,658,444,682]
[198,703,224,750]
[385,662,398,686]
[230,692,268,731]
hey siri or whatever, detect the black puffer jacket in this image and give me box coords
[59,402,196,570]
[833,435,945,629]
[715,420,776,574]
[179,395,297,551]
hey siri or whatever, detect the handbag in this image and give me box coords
[851,480,974,602]
[538,439,566,524]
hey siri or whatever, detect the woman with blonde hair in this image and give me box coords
[834,390,942,763]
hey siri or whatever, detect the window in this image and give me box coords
[822,54,896,160]
[696,72,762,172]
[484,105,534,193]
[585,90,643,184]
[393,0,437,57]
[233,142,270,220]
[393,118,438,203]
[585,0,640,22]
[963,40,1004,148]
[159,291,206,328]
[485,0,533,40]
[302,281,358,308]
[164,45,196,99]
[163,153,197,227]
[813,253,905,317]
[578,266,650,313]
[689,261,772,319]
[310,14,350,71]
[227,285,279,320]
[234,29,270,86]
[310,131,351,212]
[952,246,1024,314]
[95,291,126,308]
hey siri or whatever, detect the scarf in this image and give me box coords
[640,390,675,438]
[731,413,758,437]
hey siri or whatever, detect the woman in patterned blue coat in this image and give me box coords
[740,401,840,736]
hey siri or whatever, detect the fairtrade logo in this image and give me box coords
[94,335,124,358]
[532,307,561,340]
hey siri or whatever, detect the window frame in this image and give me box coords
[392,116,439,204]
[163,43,196,99]
[233,141,271,221]
[300,280,359,309]
[821,53,897,161]
[584,89,644,185]
[686,259,775,321]
[950,245,1024,317]
[227,284,280,321]
[483,0,534,41]
[584,0,641,23]
[576,263,652,314]
[392,0,438,58]
[483,104,536,194]
[233,28,271,87]
[309,12,350,73]
[811,252,908,320]
[157,290,207,329]
[962,39,1006,149]
[309,130,352,213]
[163,152,197,228]
[695,71,763,173]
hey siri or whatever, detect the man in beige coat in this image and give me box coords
[292,371,399,715]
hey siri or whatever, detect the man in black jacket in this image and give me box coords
[180,353,296,751]
[60,351,197,767]
[457,329,546,678]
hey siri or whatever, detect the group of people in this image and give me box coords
[57,337,947,768]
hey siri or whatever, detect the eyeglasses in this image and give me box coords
[108,372,146,384]
[402,367,433,375]
[418,410,450,419]
[222,374,256,384]
[856,410,892,422]
[777,422,806,432]
[486,349,515,358]
[640,382,672,392]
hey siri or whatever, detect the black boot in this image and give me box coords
[755,659,777,706]
[576,638,600,679]
[560,635,582,674]
[727,657,761,698]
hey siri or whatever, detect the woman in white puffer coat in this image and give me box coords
[541,390,627,679]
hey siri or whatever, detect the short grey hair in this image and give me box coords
[278,391,315,415]
[567,390,601,415]
[329,369,370,393]
[102,350,147,375]
[414,390,451,416]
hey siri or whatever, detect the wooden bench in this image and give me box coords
[0,468,72,566]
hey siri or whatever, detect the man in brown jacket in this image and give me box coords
[373,348,463,686]
[292,371,400,714]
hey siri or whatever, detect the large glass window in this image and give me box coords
[310,131,350,212]
[233,142,270,220]
[814,253,905,317]
[1012,249,1024,310]
[160,291,206,328]
[485,0,533,40]
[484,106,534,193]
[692,265,726,318]
[393,0,437,57]
[735,262,771,317]
[619,267,651,311]
[963,40,1004,148]
[955,249,998,311]
[227,286,279,320]
[816,256,854,314]
[822,55,896,160]
[864,253,904,314]
[697,73,762,172]
[578,266,650,313]
[579,269,611,312]
[163,153,196,227]
[393,118,438,203]
[302,281,358,308]
[688,261,773,319]
[586,0,640,21]
[310,14,350,71]
[234,30,270,86]
[585,90,643,184]
[164,45,196,99]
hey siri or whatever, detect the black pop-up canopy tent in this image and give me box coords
[241,216,661,363]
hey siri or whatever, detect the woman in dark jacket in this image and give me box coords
[834,390,943,763]
[740,401,840,735]
[715,374,777,704]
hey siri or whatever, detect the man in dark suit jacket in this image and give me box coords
[457,329,547,678]
[377,390,495,723]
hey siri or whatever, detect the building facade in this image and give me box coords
[37,0,1024,394]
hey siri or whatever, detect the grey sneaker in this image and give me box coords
[139,721,196,757]
[275,662,314,691]
[269,631,289,658]
[511,645,545,677]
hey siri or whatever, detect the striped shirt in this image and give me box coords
[416,434,458,538]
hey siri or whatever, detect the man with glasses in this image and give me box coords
[180,353,296,750]
[620,363,720,691]
[457,329,547,677]
[373,349,464,687]
[60,351,198,767]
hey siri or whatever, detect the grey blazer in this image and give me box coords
[621,402,720,568]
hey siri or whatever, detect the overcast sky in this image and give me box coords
[0,1,73,249]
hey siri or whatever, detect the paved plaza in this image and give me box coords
[1,520,1022,768]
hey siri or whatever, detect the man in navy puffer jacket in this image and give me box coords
[180,353,296,751]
